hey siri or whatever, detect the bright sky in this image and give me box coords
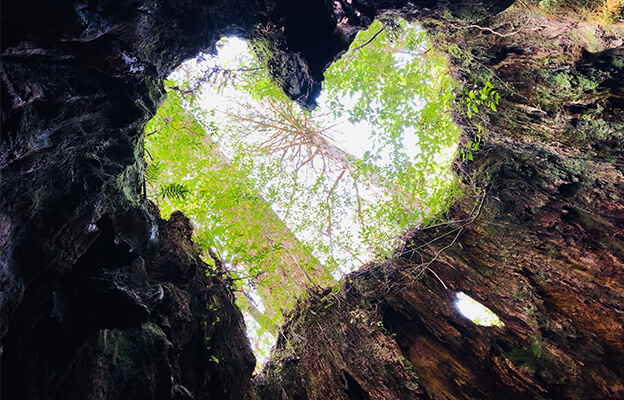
[455,292,504,327]
[174,38,379,269]
[168,33,465,364]
[180,38,376,159]
[175,37,446,167]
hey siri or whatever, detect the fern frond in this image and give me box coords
[158,183,190,201]
[145,162,162,185]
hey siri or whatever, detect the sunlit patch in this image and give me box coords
[148,19,462,364]
[454,292,504,327]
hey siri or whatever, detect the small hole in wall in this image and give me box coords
[454,292,504,327]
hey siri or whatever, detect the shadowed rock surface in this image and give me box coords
[2,0,623,399]
[2,209,257,399]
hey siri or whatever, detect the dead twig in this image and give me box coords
[405,189,488,289]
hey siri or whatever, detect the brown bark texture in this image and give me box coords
[1,0,622,399]
[258,5,624,400]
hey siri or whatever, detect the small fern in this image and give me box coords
[145,162,162,185]
[158,183,190,201]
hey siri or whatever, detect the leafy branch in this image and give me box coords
[157,182,190,201]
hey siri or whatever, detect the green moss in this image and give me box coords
[505,336,558,376]
[249,31,289,92]
[602,2,624,24]
[308,375,321,397]
[513,286,530,301]
[538,0,560,14]
[111,323,169,371]
[536,66,607,111]
[114,334,135,367]
[569,119,620,143]
[552,72,573,91]
[537,0,621,23]
[576,75,600,92]
[118,166,143,206]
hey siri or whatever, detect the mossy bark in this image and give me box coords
[258,5,624,400]
[2,1,622,399]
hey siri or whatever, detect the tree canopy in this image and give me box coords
[144,18,463,357]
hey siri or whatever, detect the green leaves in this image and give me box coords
[144,161,162,185]
[324,19,458,164]
[144,87,328,341]
[458,80,499,163]
[144,20,464,358]
[461,79,500,119]
[461,136,481,162]
[158,182,190,201]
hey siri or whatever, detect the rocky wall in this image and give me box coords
[6,1,620,400]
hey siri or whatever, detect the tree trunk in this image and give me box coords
[257,5,624,400]
[2,0,621,400]
[146,93,331,330]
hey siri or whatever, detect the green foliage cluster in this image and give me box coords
[324,19,459,166]
[144,87,328,353]
[456,80,500,161]
[144,18,465,358]
[460,80,500,118]
[192,19,463,267]
[314,19,462,258]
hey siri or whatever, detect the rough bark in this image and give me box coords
[258,5,624,400]
[1,1,262,398]
[3,0,622,400]
[1,0,508,343]
[1,207,257,399]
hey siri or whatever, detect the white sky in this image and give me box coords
[175,37,436,167]
[168,35,468,364]
[173,38,382,268]
[455,292,504,327]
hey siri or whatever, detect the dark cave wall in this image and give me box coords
[2,210,257,399]
[0,0,512,343]
[1,0,262,398]
[3,0,622,400]
[1,0,515,399]
[0,0,258,339]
